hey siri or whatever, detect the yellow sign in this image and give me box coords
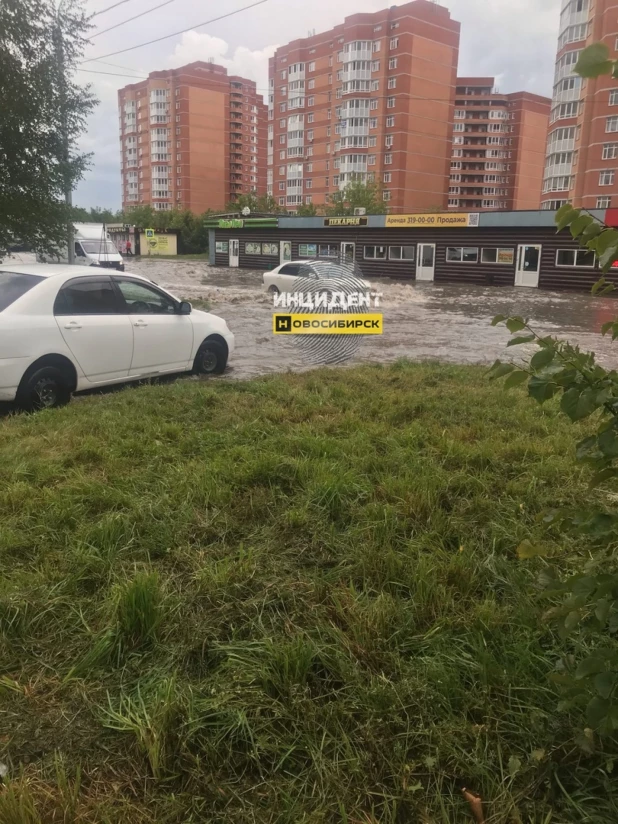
[385,213,480,228]
[156,235,169,251]
[273,314,383,335]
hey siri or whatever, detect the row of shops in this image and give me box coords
[206,210,618,291]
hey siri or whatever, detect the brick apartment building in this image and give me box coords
[542,0,618,210]
[118,62,267,213]
[267,0,461,213]
[449,78,550,212]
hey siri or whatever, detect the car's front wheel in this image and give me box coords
[193,341,227,376]
[267,285,280,295]
[16,367,72,412]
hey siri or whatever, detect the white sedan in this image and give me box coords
[263,260,370,295]
[0,264,235,411]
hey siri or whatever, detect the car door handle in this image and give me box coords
[64,322,82,330]
[134,320,148,328]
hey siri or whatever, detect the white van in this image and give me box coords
[37,223,124,271]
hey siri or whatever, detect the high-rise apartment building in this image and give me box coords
[267,0,460,213]
[118,62,267,213]
[449,78,550,211]
[542,0,618,210]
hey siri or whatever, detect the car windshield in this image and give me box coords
[0,272,45,312]
[79,240,119,256]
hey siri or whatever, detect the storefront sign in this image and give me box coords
[323,217,368,227]
[385,213,480,228]
[219,219,244,229]
[497,248,515,264]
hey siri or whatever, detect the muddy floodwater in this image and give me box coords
[5,253,617,381]
[121,258,618,381]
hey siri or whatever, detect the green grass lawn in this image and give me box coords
[0,362,616,823]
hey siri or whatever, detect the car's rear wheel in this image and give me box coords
[16,367,72,412]
[268,285,280,295]
[193,341,227,375]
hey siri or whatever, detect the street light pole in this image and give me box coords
[55,1,75,264]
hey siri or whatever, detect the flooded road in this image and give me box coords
[128,258,618,381]
[5,254,616,381]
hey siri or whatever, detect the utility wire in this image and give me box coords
[81,0,271,63]
[92,0,179,38]
[91,0,137,17]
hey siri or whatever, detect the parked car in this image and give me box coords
[263,260,370,295]
[0,264,234,411]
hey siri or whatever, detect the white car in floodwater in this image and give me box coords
[263,260,370,295]
[0,264,235,411]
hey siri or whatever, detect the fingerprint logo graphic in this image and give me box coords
[275,261,377,365]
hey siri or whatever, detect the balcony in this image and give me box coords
[340,121,369,137]
[544,161,573,178]
[342,81,371,95]
[341,103,370,119]
[342,67,371,83]
[150,116,169,125]
[344,46,372,62]
[231,163,243,171]
[288,97,305,110]
[339,160,368,174]
[547,137,575,154]
[287,135,304,149]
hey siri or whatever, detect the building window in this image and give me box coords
[280,119,286,127]
[308,96,315,106]
[453,123,465,131]
[453,136,464,145]
[305,195,313,204]
[280,134,286,144]
[280,150,286,159]
[374,24,382,32]
[371,80,379,91]
[308,61,316,71]
[305,179,312,189]
[176,153,181,160]
[369,136,377,147]
[383,191,391,201]
[611,91,618,106]
[556,249,596,267]
[389,58,398,70]
[281,70,287,79]
[481,248,515,264]
[388,77,397,89]
[384,153,392,164]
[389,246,414,261]
[308,79,315,89]
[602,143,618,160]
[597,197,611,208]
[175,127,180,135]
[387,97,395,108]
[307,113,314,123]
[373,41,381,52]
[368,154,376,165]
[607,117,618,132]
[454,109,466,119]
[370,99,379,110]
[390,37,399,49]
[279,182,285,191]
[364,245,387,260]
[319,244,338,257]
[600,170,615,186]
[385,135,394,147]
[370,118,378,128]
[386,116,395,127]
[446,247,479,263]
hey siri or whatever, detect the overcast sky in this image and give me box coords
[76,0,562,210]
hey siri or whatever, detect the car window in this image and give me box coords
[278,264,300,276]
[0,272,45,312]
[54,278,119,315]
[115,279,177,314]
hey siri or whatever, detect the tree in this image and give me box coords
[486,43,618,738]
[295,203,318,217]
[224,192,284,214]
[324,177,388,216]
[0,0,96,255]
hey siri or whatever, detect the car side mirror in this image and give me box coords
[178,301,192,315]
